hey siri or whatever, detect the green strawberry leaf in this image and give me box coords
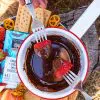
[0,49,7,61]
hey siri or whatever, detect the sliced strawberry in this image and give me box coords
[54,60,73,79]
[34,40,51,49]
[34,40,52,59]
[0,26,5,34]
[0,43,3,49]
[0,26,5,41]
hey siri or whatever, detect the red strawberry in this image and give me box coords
[0,43,3,49]
[34,40,51,49]
[0,26,5,41]
[54,60,73,79]
[34,40,52,59]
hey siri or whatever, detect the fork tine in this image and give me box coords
[41,33,45,41]
[65,75,73,83]
[67,73,75,80]
[35,34,39,43]
[43,31,47,40]
[35,29,47,43]
[69,71,78,78]
[44,35,47,40]
[37,33,41,42]
[63,75,72,85]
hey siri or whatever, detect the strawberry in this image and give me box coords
[54,60,73,79]
[0,49,8,61]
[34,40,52,59]
[0,26,5,41]
[0,43,3,49]
[34,40,51,49]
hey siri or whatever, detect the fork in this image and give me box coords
[63,71,92,100]
[34,30,47,43]
[25,0,47,41]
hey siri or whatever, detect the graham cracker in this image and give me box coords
[35,8,51,26]
[35,8,44,24]
[14,6,51,32]
[14,5,22,31]
[18,5,32,32]
[44,9,52,27]
[14,5,32,33]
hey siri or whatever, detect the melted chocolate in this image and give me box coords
[24,35,80,92]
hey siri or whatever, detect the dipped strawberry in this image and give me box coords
[53,58,73,81]
[34,40,52,59]
[0,26,5,42]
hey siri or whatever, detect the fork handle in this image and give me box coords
[70,0,100,38]
[78,89,92,100]
[25,0,32,5]
[25,0,35,19]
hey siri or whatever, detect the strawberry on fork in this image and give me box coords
[34,40,52,59]
[54,59,73,81]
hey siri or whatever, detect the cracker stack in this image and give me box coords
[43,9,52,27]
[35,8,51,26]
[14,5,52,33]
[14,5,32,33]
[35,8,44,24]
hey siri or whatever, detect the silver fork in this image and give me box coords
[25,0,47,41]
[63,71,92,100]
[34,30,47,43]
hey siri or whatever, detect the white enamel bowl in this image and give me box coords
[17,28,89,99]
